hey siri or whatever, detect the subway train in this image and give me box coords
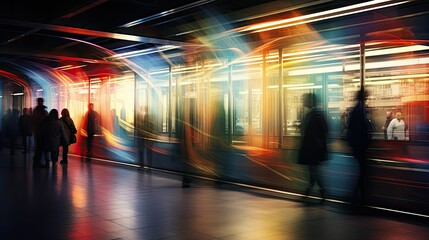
[0,0,428,217]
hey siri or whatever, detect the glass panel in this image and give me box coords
[107,73,135,138]
[149,69,170,133]
[231,54,263,147]
[365,39,429,144]
[232,78,248,142]
[282,36,362,140]
[265,49,280,148]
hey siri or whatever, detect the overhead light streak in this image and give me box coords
[239,0,409,33]
[109,45,180,59]
[289,56,429,76]
[319,45,429,62]
[0,18,195,47]
[268,83,314,89]
[55,65,87,71]
[288,85,323,90]
[353,74,429,82]
[120,0,215,28]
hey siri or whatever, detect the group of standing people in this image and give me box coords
[31,98,77,168]
[3,99,105,166]
[4,107,34,155]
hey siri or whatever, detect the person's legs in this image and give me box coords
[22,136,28,154]
[9,135,16,155]
[42,150,51,167]
[51,150,59,166]
[33,148,42,167]
[87,134,94,157]
[304,165,316,196]
[61,144,69,163]
[33,135,42,167]
[353,154,367,205]
[358,158,368,204]
[315,165,326,201]
[308,165,316,189]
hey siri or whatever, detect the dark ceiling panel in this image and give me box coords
[0,0,427,71]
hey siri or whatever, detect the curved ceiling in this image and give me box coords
[0,0,427,79]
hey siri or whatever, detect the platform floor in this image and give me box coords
[0,148,428,240]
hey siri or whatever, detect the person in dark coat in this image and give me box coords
[32,98,48,167]
[39,109,67,167]
[298,93,328,201]
[19,108,33,154]
[82,103,99,158]
[60,108,77,164]
[347,88,372,205]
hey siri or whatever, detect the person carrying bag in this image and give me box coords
[60,108,77,164]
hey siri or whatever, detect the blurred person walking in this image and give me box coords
[297,93,328,202]
[60,108,77,164]
[39,109,67,167]
[136,105,154,171]
[82,103,100,159]
[19,108,33,154]
[32,98,48,167]
[347,88,372,206]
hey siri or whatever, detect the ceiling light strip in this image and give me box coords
[240,0,408,33]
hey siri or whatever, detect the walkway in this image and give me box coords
[0,148,428,240]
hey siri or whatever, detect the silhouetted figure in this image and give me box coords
[39,109,67,167]
[82,103,99,159]
[387,112,406,140]
[60,108,77,164]
[180,99,196,188]
[136,106,154,171]
[206,99,230,178]
[383,111,393,140]
[111,109,119,136]
[6,109,20,155]
[298,93,328,202]
[32,98,48,167]
[19,108,32,154]
[347,88,372,205]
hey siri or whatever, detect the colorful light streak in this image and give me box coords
[239,0,409,33]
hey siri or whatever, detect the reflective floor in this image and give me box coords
[0,148,428,240]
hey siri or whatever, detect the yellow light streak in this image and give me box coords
[241,0,408,33]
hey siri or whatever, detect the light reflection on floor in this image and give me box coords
[0,148,428,240]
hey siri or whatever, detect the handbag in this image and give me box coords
[69,132,77,144]
[63,118,77,144]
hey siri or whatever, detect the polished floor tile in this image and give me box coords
[0,148,428,240]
